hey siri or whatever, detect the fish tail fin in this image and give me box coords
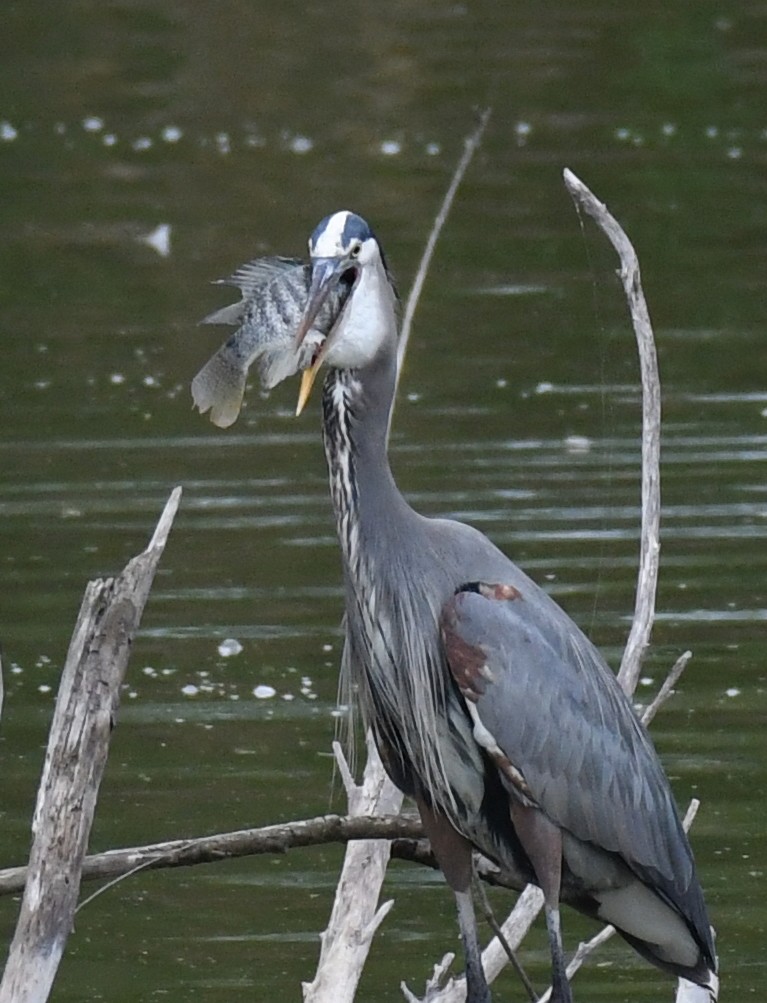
[191,346,247,428]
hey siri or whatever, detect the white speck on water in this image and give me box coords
[1,121,18,142]
[615,127,631,141]
[632,133,645,147]
[661,122,677,137]
[142,666,157,677]
[162,125,183,143]
[639,676,654,687]
[761,407,767,418]
[726,146,742,160]
[515,121,532,139]
[496,378,508,389]
[162,668,176,676]
[380,139,401,156]
[245,132,266,148]
[218,638,243,658]
[705,125,718,139]
[564,435,592,453]
[321,643,333,653]
[11,664,23,675]
[36,655,51,666]
[181,684,199,696]
[141,223,171,258]
[142,375,159,387]
[307,693,318,701]
[82,116,104,132]
[229,693,240,701]
[38,685,52,694]
[282,693,295,701]
[535,381,555,395]
[102,133,117,147]
[198,670,209,678]
[127,690,138,699]
[54,122,66,136]
[407,392,421,403]
[215,132,230,154]
[110,373,126,385]
[34,380,51,390]
[253,684,276,699]
[132,136,153,151]
[288,134,313,154]
[725,687,741,698]
[425,141,441,156]
[301,676,312,687]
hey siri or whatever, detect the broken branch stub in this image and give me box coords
[0,487,181,1003]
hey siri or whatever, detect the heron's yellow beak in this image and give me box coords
[296,358,322,416]
[293,254,349,417]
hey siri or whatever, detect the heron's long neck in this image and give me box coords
[321,340,414,581]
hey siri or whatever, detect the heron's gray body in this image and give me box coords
[195,208,718,1001]
[324,336,715,990]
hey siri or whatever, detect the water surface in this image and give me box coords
[1,4,765,1000]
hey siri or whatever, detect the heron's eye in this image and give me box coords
[350,241,362,258]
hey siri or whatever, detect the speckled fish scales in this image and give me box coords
[191,256,349,428]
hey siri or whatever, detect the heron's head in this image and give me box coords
[294,210,389,414]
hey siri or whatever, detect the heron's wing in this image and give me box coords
[440,585,696,905]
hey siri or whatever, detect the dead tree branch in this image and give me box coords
[302,736,404,1003]
[562,168,662,696]
[0,487,181,1003]
[0,812,422,899]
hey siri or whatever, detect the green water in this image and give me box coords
[0,3,765,1000]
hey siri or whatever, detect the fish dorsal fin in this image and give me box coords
[201,257,308,327]
[217,256,306,296]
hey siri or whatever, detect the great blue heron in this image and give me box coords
[292,210,718,1003]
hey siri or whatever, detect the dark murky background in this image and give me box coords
[0,3,765,1000]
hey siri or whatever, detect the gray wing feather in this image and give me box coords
[447,590,695,897]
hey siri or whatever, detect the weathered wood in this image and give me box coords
[563,168,662,696]
[302,736,404,1003]
[0,487,181,1003]
[0,813,424,898]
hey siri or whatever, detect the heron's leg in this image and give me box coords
[510,803,573,1003]
[416,797,491,1003]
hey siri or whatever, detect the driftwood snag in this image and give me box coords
[0,487,181,1003]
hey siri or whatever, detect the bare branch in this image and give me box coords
[302,734,404,1003]
[0,812,424,899]
[563,168,662,697]
[640,650,693,727]
[392,108,491,420]
[0,487,181,1003]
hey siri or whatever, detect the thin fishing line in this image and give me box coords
[571,198,616,647]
